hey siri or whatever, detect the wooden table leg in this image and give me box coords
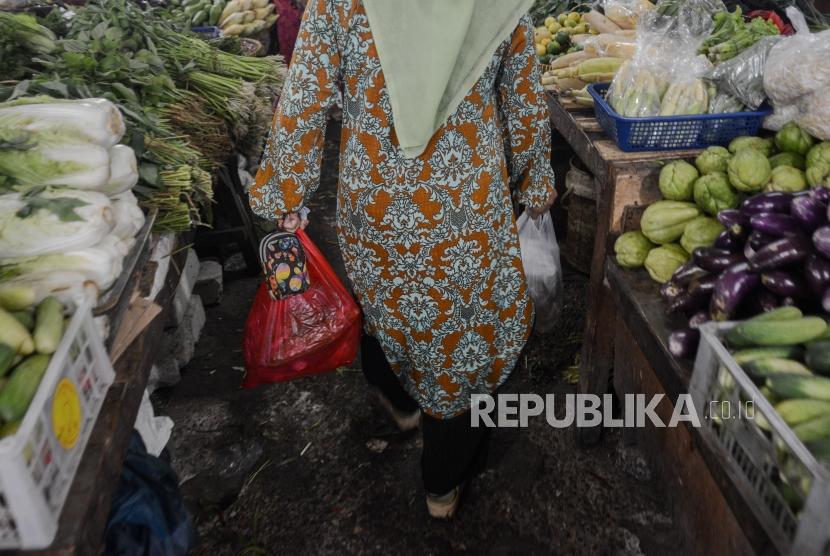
[576,175,616,447]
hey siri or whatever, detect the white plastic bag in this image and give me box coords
[517,211,563,333]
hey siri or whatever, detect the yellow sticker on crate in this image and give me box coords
[52,378,82,450]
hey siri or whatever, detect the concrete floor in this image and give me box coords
[154,122,681,555]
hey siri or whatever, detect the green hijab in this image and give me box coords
[362,0,534,158]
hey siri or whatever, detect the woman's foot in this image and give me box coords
[372,388,420,431]
[426,486,461,519]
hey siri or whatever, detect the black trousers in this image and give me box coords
[360,335,490,494]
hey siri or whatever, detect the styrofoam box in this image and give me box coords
[690,322,830,555]
[0,301,114,549]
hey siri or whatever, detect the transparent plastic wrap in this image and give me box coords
[764,7,830,139]
[583,32,638,59]
[764,104,800,132]
[606,7,714,119]
[706,35,781,110]
[764,8,830,107]
[797,91,830,141]
[649,0,724,39]
[603,0,656,30]
[658,53,712,116]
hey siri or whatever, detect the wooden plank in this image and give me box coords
[614,325,758,556]
[607,259,782,555]
[24,244,188,556]
[547,93,608,182]
[594,140,704,165]
[572,115,603,134]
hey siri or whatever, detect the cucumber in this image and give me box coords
[0,344,14,378]
[774,399,830,427]
[767,374,830,402]
[0,420,19,438]
[733,346,803,365]
[0,307,34,356]
[806,341,830,375]
[750,306,804,322]
[793,413,830,443]
[208,1,225,25]
[745,358,813,382]
[182,0,201,7]
[0,285,35,312]
[10,310,34,331]
[730,317,828,347]
[33,297,63,355]
[757,307,804,322]
[192,9,208,25]
[806,438,830,462]
[760,385,779,405]
[0,354,50,422]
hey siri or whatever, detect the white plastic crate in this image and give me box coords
[690,322,830,555]
[0,301,115,549]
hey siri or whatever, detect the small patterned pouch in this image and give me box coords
[259,231,311,300]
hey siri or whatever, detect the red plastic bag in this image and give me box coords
[242,230,361,387]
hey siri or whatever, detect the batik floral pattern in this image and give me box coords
[250,0,556,417]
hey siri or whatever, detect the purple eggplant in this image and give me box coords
[693,247,743,272]
[744,242,756,260]
[761,271,805,297]
[714,230,742,252]
[823,288,830,313]
[710,263,761,321]
[668,328,701,359]
[792,195,827,232]
[667,288,711,314]
[689,310,710,328]
[805,253,830,295]
[750,213,801,237]
[717,209,750,239]
[748,235,811,272]
[741,192,793,216]
[659,280,684,302]
[689,274,718,295]
[812,187,830,204]
[749,230,778,250]
[756,289,781,313]
[670,262,708,286]
[813,226,830,259]
[782,296,797,307]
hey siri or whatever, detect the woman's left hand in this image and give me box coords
[526,189,558,219]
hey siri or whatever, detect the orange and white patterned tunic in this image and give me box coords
[250,0,556,418]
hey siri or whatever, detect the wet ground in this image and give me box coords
[154,122,681,555]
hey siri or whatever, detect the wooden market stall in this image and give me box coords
[547,94,797,554]
[16,240,191,556]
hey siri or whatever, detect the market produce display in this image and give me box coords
[615,124,830,358]
[539,0,650,100]
[165,0,278,37]
[604,5,780,118]
[0,294,68,438]
[534,11,592,65]
[708,307,830,483]
[0,0,286,232]
[0,98,145,309]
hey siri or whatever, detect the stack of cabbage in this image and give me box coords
[0,98,145,310]
[218,0,277,37]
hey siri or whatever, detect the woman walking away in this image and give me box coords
[250,0,557,519]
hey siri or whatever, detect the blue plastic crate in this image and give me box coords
[191,26,222,39]
[587,83,772,153]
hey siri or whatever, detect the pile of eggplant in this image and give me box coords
[665,187,830,359]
